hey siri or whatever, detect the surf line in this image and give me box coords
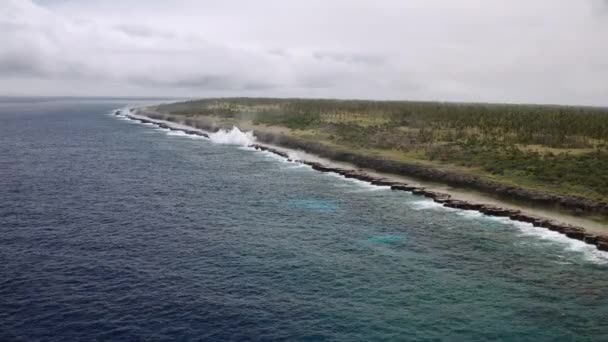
[115,108,608,253]
[116,109,210,139]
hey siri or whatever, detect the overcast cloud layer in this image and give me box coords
[1,0,607,105]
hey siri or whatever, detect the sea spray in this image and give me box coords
[208,126,256,146]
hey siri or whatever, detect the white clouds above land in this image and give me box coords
[1,0,607,105]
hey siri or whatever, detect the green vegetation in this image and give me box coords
[156,98,608,201]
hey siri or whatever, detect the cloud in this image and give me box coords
[312,52,386,66]
[1,1,286,91]
[1,0,607,105]
[115,24,177,40]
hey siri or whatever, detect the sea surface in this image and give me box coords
[1,98,607,341]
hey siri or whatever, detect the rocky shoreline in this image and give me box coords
[128,115,210,138]
[119,109,608,253]
[251,131,608,217]
[130,108,608,217]
[250,144,608,252]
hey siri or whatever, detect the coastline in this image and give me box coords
[122,107,608,252]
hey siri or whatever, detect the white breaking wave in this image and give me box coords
[405,199,608,264]
[208,126,255,146]
[480,215,608,264]
[166,130,187,137]
[410,199,445,210]
[184,134,208,140]
[456,209,483,218]
[509,220,608,264]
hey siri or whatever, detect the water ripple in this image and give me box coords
[0,101,607,341]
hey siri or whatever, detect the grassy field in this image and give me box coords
[156,98,608,202]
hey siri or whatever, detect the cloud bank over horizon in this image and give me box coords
[1,0,607,105]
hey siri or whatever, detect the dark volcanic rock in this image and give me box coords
[422,191,451,200]
[535,220,561,232]
[583,234,598,245]
[442,200,466,209]
[597,241,608,251]
[341,171,376,182]
[181,128,209,138]
[531,219,546,227]
[273,150,289,158]
[411,188,427,195]
[370,178,402,187]
[391,184,418,191]
[310,163,334,172]
[433,197,452,204]
[479,205,520,217]
[509,214,539,224]
[250,144,289,159]
[564,229,586,241]
[443,200,484,211]
[388,184,450,202]
[431,193,452,204]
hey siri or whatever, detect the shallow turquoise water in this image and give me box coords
[1,99,607,341]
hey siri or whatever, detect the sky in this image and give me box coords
[1,0,607,105]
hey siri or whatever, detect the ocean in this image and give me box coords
[1,98,607,341]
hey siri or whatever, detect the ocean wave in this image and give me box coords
[166,130,187,137]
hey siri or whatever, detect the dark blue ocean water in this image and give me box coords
[1,99,607,341]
